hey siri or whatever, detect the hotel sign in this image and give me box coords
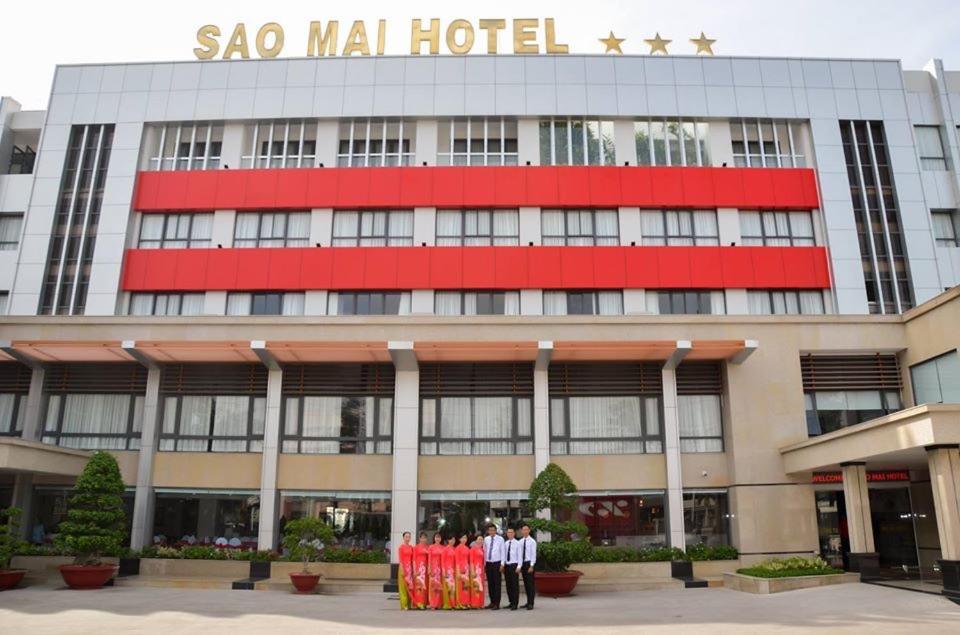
[811,470,911,484]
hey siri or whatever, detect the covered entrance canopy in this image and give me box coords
[0,437,90,478]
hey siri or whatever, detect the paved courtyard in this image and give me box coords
[0,583,957,634]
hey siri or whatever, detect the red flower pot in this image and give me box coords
[289,572,321,594]
[59,564,117,590]
[534,570,583,597]
[0,569,27,591]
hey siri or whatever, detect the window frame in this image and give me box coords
[158,394,266,453]
[437,117,519,166]
[434,290,521,316]
[41,393,143,450]
[539,118,616,166]
[331,210,414,247]
[435,209,520,246]
[657,290,726,315]
[138,213,213,249]
[804,389,901,436]
[336,119,415,167]
[128,292,205,316]
[0,213,23,250]
[233,211,311,248]
[730,119,805,168]
[329,291,411,316]
[739,211,816,246]
[549,394,664,456]
[641,210,720,246]
[419,395,533,456]
[226,292,305,316]
[240,119,317,169]
[634,118,710,167]
[748,290,826,315]
[0,393,26,436]
[541,209,620,246]
[281,395,394,455]
[915,125,947,171]
[149,122,223,171]
[932,210,960,247]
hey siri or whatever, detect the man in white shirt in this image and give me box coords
[483,523,506,609]
[502,527,521,610]
[518,523,538,610]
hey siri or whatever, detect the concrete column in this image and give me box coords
[717,208,741,246]
[389,342,419,564]
[315,121,339,168]
[20,367,45,441]
[310,209,333,246]
[619,207,641,245]
[663,341,690,551]
[519,207,540,245]
[11,474,34,540]
[414,120,438,166]
[517,118,540,166]
[841,462,875,553]
[533,342,553,475]
[926,446,960,561]
[706,121,733,167]
[413,207,436,246]
[257,365,283,551]
[220,123,245,169]
[210,210,236,248]
[613,120,638,166]
[130,366,161,550]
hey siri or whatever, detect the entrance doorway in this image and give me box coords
[869,488,918,578]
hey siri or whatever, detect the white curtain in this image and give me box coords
[541,210,565,245]
[300,396,341,454]
[597,291,624,315]
[472,397,512,455]
[739,211,762,244]
[177,396,213,451]
[463,293,478,315]
[439,397,471,455]
[0,215,22,246]
[226,293,251,316]
[436,211,462,244]
[286,213,311,245]
[397,292,412,315]
[678,395,722,452]
[594,211,619,245]
[915,126,944,159]
[568,396,643,454]
[138,215,164,247]
[190,213,214,244]
[282,293,305,316]
[211,396,250,452]
[492,210,520,244]
[693,211,718,243]
[0,394,17,433]
[59,394,130,449]
[790,213,815,244]
[799,291,825,315]
[284,397,299,435]
[333,211,359,244]
[747,291,771,315]
[388,211,414,244]
[129,294,154,316]
[645,291,660,314]
[503,291,520,316]
[234,213,260,246]
[543,291,567,315]
[435,291,462,315]
[180,294,205,316]
[640,211,664,245]
[709,291,727,315]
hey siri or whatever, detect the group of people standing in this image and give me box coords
[397,523,538,611]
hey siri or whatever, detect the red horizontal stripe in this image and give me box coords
[132,166,820,212]
[121,246,831,292]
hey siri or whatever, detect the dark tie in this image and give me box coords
[522,538,526,562]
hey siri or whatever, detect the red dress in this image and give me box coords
[441,546,456,609]
[427,543,445,609]
[397,543,414,610]
[412,543,429,609]
[454,544,471,608]
[469,544,486,609]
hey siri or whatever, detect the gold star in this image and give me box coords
[599,31,625,54]
[690,32,717,55]
[644,32,671,55]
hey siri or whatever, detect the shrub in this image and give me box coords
[525,463,589,573]
[55,451,127,566]
[282,517,334,573]
[684,543,739,561]
[738,555,841,578]
[0,507,28,570]
[320,548,388,564]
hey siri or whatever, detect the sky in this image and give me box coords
[2,0,959,110]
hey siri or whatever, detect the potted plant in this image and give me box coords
[0,507,28,591]
[55,451,127,589]
[524,463,590,596]
[282,516,333,594]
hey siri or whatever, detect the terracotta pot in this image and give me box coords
[289,572,321,594]
[0,569,27,591]
[59,564,117,590]
[534,570,582,596]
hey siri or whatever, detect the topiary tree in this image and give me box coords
[55,451,127,566]
[282,516,334,573]
[524,463,590,572]
[0,507,28,570]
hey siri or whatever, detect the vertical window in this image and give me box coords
[233,212,310,247]
[438,118,518,166]
[240,120,316,168]
[647,290,726,315]
[435,210,520,246]
[0,292,7,315]
[129,293,205,316]
[730,120,805,167]
[915,125,947,170]
[640,210,719,246]
[0,214,23,250]
[543,291,623,316]
[8,144,36,175]
[541,210,619,246]
[435,291,521,315]
[138,213,213,249]
[149,122,223,170]
[0,363,30,436]
[329,291,412,316]
[802,354,903,436]
[677,363,724,452]
[635,119,710,166]
[747,290,825,315]
[739,211,815,246]
[337,119,415,167]
[226,292,305,316]
[683,491,730,547]
[910,351,960,405]
[539,118,615,165]
[332,210,414,246]
[932,210,960,247]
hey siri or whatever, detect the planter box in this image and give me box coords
[723,571,859,594]
[268,561,389,581]
[11,556,118,582]
[571,562,672,579]
[692,560,741,578]
[138,558,249,579]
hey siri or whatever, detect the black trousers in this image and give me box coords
[520,561,535,607]
[504,564,520,607]
[485,561,502,606]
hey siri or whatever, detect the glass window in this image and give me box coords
[129,293,205,316]
[41,393,144,450]
[160,395,266,452]
[550,395,662,455]
[747,290,825,315]
[541,210,619,246]
[539,118,615,165]
[233,212,310,248]
[0,393,27,435]
[915,125,947,170]
[649,290,726,315]
[240,120,317,168]
[910,351,960,405]
[282,396,393,454]
[731,120,805,167]
[32,488,134,547]
[555,494,666,547]
[332,210,414,246]
[0,214,23,250]
[678,395,723,452]
[932,210,960,247]
[805,390,901,436]
[281,494,391,551]
[435,210,519,246]
[153,492,260,547]
[635,119,709,166]
[739,211,815,246]
[138,213,213,249]
[418,497,526,537]
[684,491,730,547]
[226,292,305,316]
[148,123,224,171]
[543,291,623,316]
[329,291,411,316]
[420,396,532,455]
[434,291,520,316]
[640,210,719,246]
[337,119,415,167]
[438,118,518,166]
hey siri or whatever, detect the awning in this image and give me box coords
[0,437,90,477]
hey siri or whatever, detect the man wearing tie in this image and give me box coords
[502,527,521,610]
[483,523,505,609]
[518,523,538,610]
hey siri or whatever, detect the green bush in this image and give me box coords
[684,543,739,561]
[282,517,334,573]
[55,451,127,566]
[0,507,28,570]
[738,555,841,578]
[132,545,277,561]
[319,547,388,564]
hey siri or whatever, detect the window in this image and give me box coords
[332,210,414,246]
[148,122,223,170]
[41,364,146,450]
[281,494,390,550]
[234,212,310,247]
[8,145,36,174]
[635,119,710,166]
[542,210,619,246]
[329,291,411,316]
[282,364,394,454]
[438,118,518,166]
[730,120,805,167]
[684,491,730,547]
[226,292,305,316]
[747,290,825,315]
[0,363,30,436]
[0,292,6,315]
[337,119,415,167]
[129,293,204,316]
[805,390,901,435]
[153,492,259,547]
[435,291,520,315]
[554,493,666,547]
[159,364,267,452]
[240,120,317,168]
[915,125,947,170]
[932,211,960,247]
[543,291,623,316]
[419,495,526,536]
[420,363,533,455]
[677,363,724,452]
[435,210,519,246]
[138,213,213,249]
[647,290,726,315]
[640,210,719,246]
[802,354,903,436]
[740,211,815,246]
[910,351,960,405]
[539,118,615,165]
[0,214,22,250]
[549,363,663,455]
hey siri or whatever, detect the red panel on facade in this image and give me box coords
[133,166,820,211]
[121,246,832,292]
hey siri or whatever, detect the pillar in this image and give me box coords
[926,445,960,602]
[11,474,33,540]
[130,366,161,550]
[210,210,236,248]
[389,342,419,564]
[517,118,540,166]
[414,120,437,166]
[412,206,436,246]
[533,342,553,535]
[20,366,45,441]
[841,461,879,577]
[256,366,283,551]
[662,364,685,550]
